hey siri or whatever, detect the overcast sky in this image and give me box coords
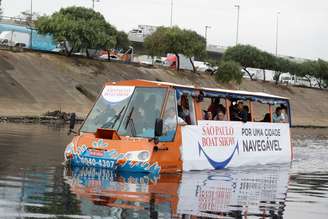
[2,0,328,60]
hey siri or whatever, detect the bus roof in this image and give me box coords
[110,79,289,101]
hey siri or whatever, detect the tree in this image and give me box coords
[316,59,328,88]
[259,51,276,81]
[289,59,328,88]
[36,6,116,57]
[115,31,130,51]
[144,26,206,72]
[215,61,243,84]
[98,23,117,61]
[224,44,300,84]
[273,57,291,84]
[144,27,166,63]
[223,45,264,80]
[182,29,206,72]
[297,60,318,87]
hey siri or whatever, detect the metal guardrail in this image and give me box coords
[0,15,35,27]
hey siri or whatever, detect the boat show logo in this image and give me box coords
[102,85,135,103]
[198,125,239,169]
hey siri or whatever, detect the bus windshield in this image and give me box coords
[80,86,166,138]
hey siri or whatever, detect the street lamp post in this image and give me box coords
[275,11,280,57]
[30,0,33,49]
[234,5,240,45]
[170,0,173,26]
[205,25,211,46]
[92,0,100,10]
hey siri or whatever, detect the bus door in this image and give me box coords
[151,88,184,172]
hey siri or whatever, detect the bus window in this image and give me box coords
[229,100,251,122]
[177,94,196,125]
[187,95,197,125]
[252,101,271,122]
[200,96,211,119]
[160,90,178,141]
[118,87,166,137]
[202,97,227,121]
[272,104,289,123]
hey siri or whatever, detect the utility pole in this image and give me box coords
[30,0,33,49]
[92,0,100,10]
[205,25,211,47]
[275,11,280,57]
[0,0,2,18]
[234,5,240,45]
[170,0,173,26]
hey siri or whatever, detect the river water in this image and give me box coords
[0,123,327,218]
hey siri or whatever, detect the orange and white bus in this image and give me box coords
[64,80,292,175]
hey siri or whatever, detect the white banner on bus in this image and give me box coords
[102,86,135,103]
[181,121,291,171]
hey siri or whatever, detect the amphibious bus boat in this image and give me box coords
[64,80,292,175]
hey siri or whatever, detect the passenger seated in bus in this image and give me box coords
[280,104,289,123]
[215,109,226,121]
[231,101,244,121]
[203,110,212,120]
[207,97,225,119]
[229,101,236,120]
[261,113,271,122]
[242,105,252,121]
[272,107,284,123]
[178,95,191,124]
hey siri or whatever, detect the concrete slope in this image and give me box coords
[0,50,327,126]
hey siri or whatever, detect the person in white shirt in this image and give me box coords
[272,107,284,123]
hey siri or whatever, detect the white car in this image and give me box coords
[194,61,217,73]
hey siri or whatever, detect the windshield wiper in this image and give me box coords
[101,106,125,129]
[124,107,136,136]
[111,106,126,128]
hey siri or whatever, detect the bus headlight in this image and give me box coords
[125,152,134,160]
[137,151,150,161]
[64,142,74,160]
[125,150,150,162]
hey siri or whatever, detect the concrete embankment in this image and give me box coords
[0,50,327,126]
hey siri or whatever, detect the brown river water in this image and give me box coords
[0,123,327,218]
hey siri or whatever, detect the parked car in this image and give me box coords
[194,61,218,74]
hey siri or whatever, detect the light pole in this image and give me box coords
[205,25,211,47]
[170,0,173,26]
[30,0,33,49]
[92,0,100,10]
[275,11,280,57]
[0,0,2,18]
[234,4,240,45]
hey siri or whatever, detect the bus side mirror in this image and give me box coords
[154,118,163,137]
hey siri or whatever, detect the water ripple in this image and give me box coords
[0,123,327,218]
